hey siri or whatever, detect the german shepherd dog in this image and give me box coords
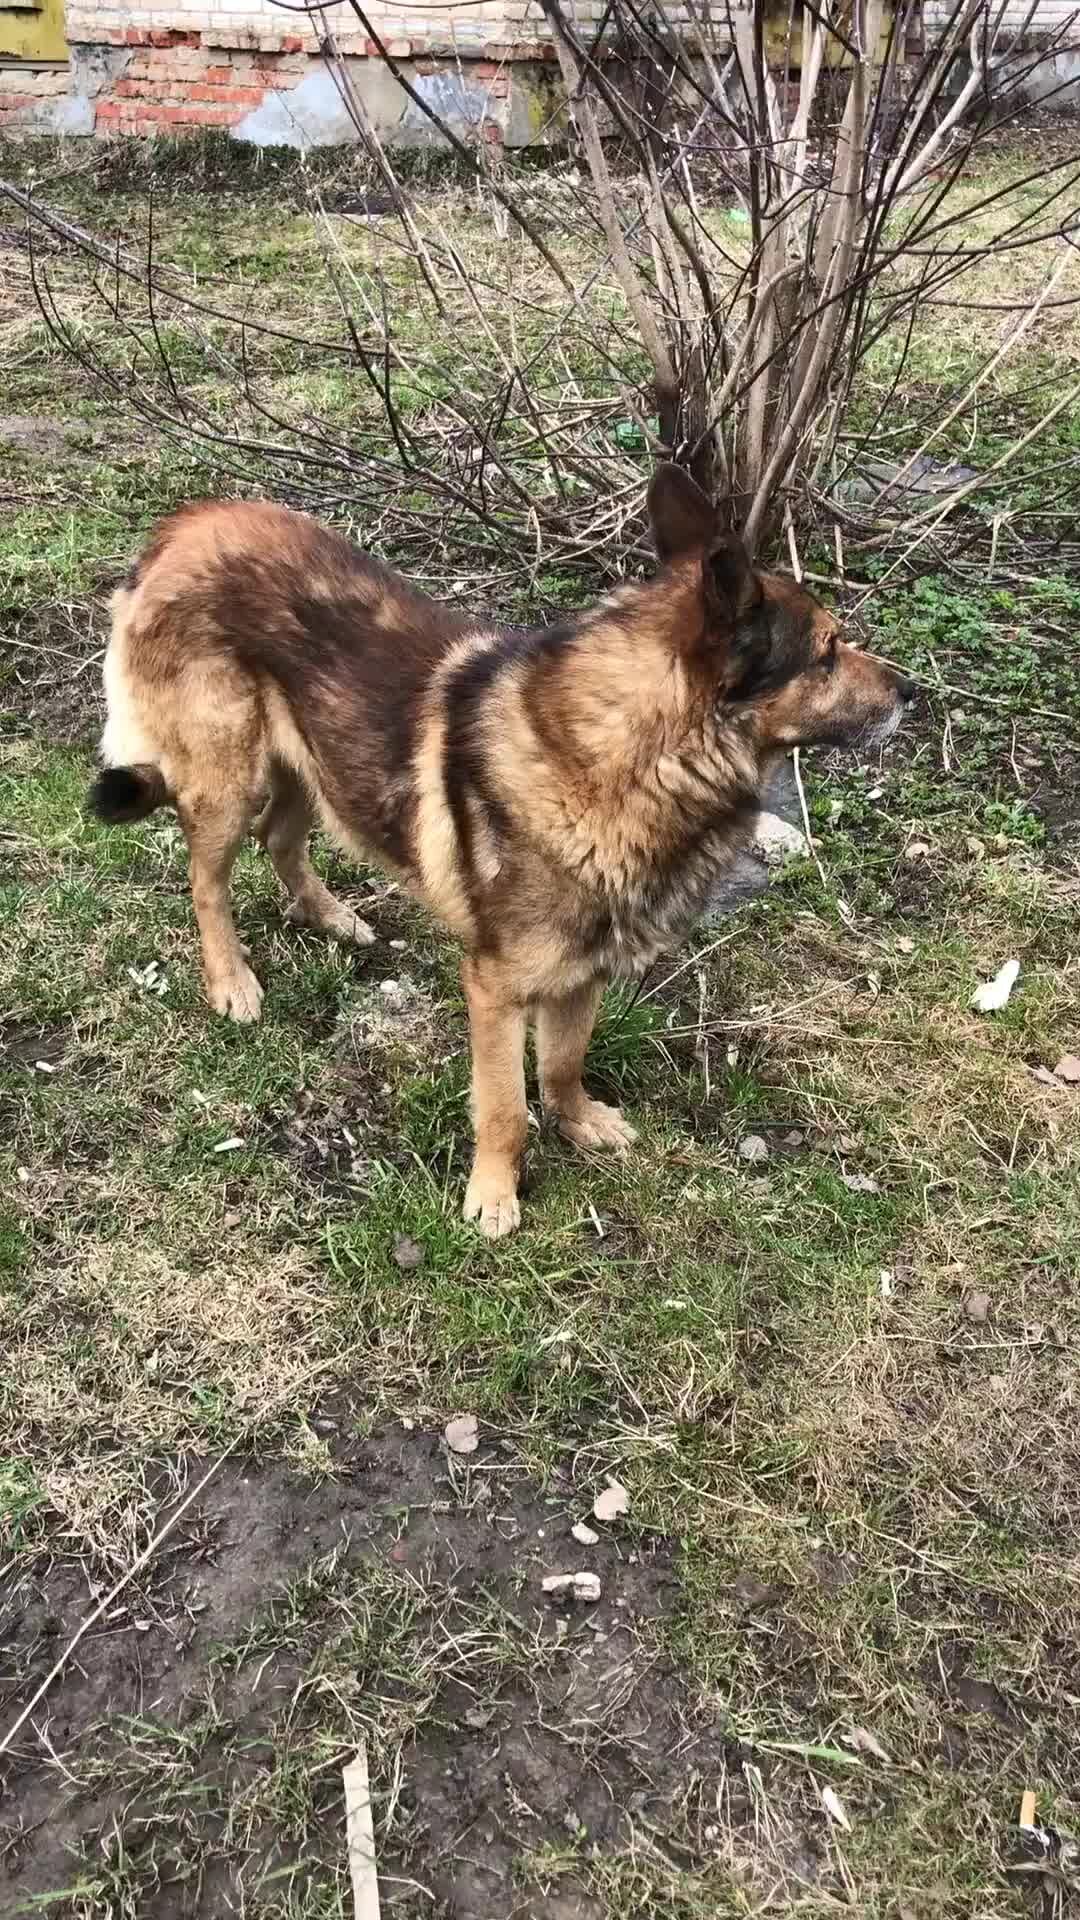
[90,465,914,1236]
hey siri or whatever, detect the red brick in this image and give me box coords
[186,81,262,104]
[205,64,232,82]
[282,34,303,52]
[125,28,149,45]
[96,99,126,119]
[174,102,235,123]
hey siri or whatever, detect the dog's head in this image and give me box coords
[648,464,915,752]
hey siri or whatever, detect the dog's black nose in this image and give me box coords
[897,675,918,705]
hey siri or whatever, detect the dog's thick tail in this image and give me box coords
[87,764,168,825]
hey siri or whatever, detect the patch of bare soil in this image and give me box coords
[0,1423,822,1918]
[1,609,105,747]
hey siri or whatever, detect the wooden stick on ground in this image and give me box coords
[344,1740,382,1920]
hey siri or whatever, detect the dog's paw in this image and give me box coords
[207,964,264,1024]
[286,898,376,946]
[341,912,376,947]
[558,1100,638,1152]
[464,1165,521,1239]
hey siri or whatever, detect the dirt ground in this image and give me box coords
[5,1414,817,1918]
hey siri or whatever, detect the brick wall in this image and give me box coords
[2,3,1077,146]
[64,0,570,59]
[923,0,1079,29]
[91,28,306,136]
[0,0,657,144]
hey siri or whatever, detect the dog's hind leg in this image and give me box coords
[257,765,375,947]
[536,979,638,1152]
[178,787,264,1023]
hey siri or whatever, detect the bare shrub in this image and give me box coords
[3,0,1079,597]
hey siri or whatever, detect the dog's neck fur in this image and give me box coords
[524,556,761,808]
[497,560,764,955]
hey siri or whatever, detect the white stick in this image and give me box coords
[792,748,830,896]
[343,1741,382,1920]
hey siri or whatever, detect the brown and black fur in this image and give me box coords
[89,464,915,1236]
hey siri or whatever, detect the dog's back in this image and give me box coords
[96,500,470,877]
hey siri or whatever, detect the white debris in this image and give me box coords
[593,1482,630,1523]
[751,811,808,866]
[542,1572,602,1602]
[971,958,1020,1014]
[444,1413,479,1455]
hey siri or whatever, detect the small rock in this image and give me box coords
[393,1235,425,1271]
[965,1292,991,1324]
[904,840,931,862]
[542,1572,602,1602]
[751,811,808,866]
[444,1413,479,1454]
[572,1520,600,1546]
[1053,1053,1080,1083]
[896,936,916,954]
[593,1482,630,1523]
[842,1171,880,1193]
[1031,1065,1066,1089]
[738,1134,769,1164]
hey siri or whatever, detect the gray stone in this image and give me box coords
[706,756,804,920]
[834,455,979,514]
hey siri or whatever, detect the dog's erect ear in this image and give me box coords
[706,531,759,626]
[647,463,717,561]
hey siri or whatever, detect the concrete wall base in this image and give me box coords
[0,32,569,147]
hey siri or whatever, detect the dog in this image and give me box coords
[89,463,914,1237]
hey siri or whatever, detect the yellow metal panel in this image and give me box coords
[0,0,68,62]
[761,3,895,69]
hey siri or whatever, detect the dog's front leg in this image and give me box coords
[461,954,528,1239]
[537,979,638,1151]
